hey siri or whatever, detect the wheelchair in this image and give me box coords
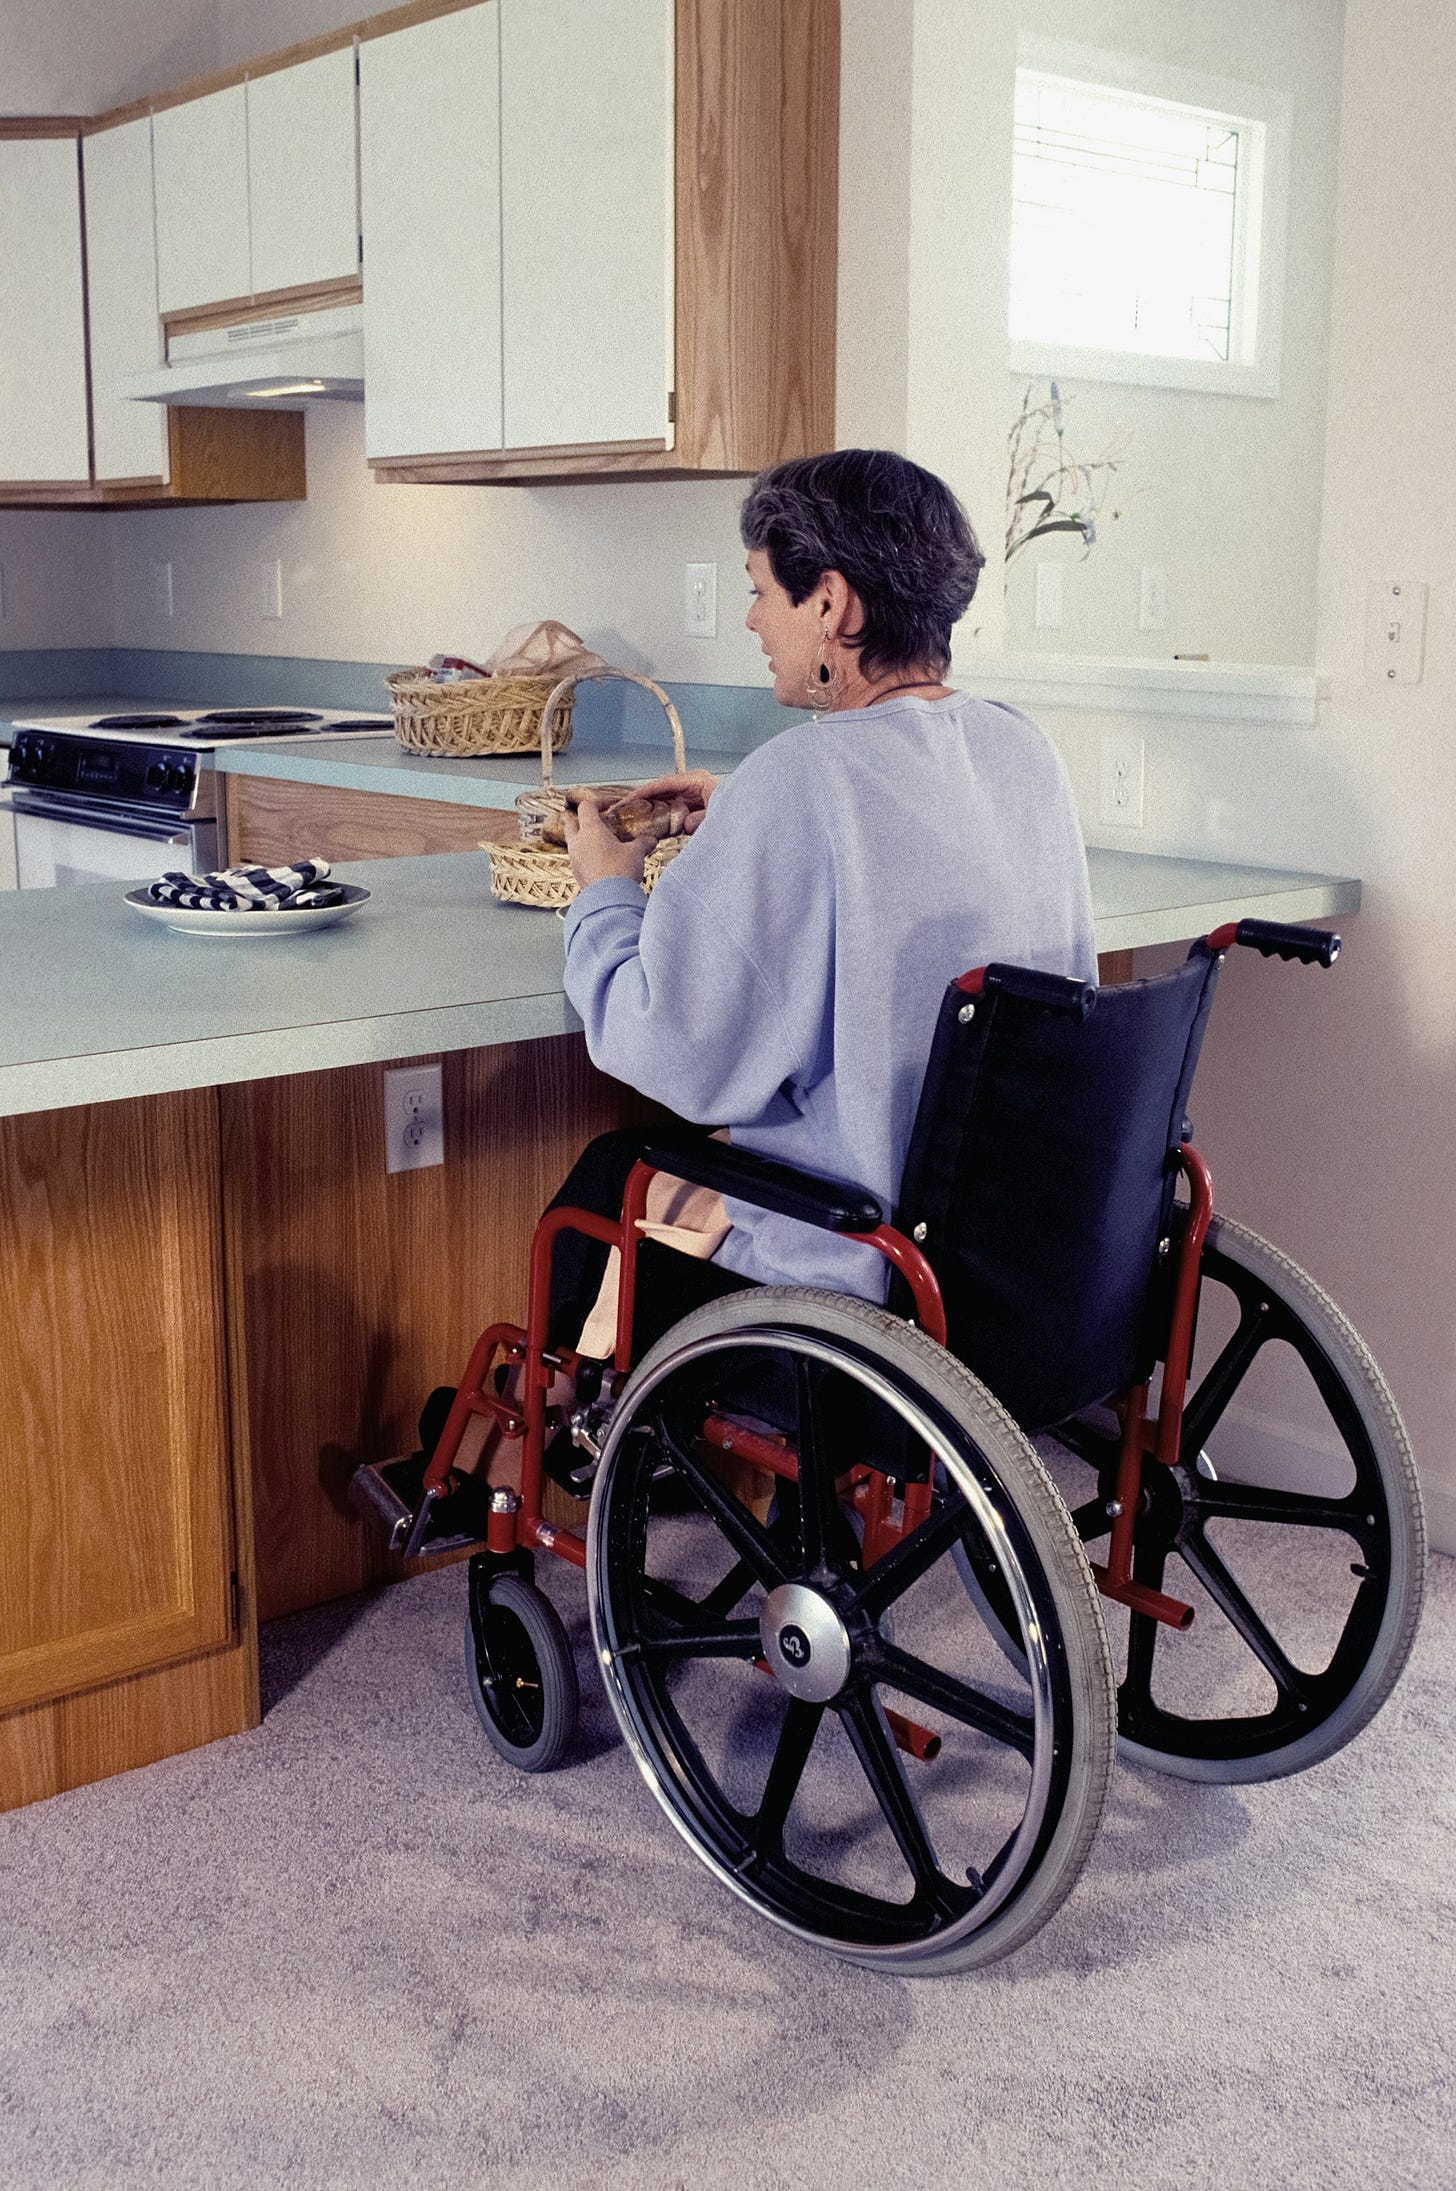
[352,917,1426,1974]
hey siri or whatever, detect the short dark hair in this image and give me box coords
[740,449,984,679]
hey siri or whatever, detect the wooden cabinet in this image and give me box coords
[152,86,252,316]
[358,5,503,462]
[0,133,91,487]
[0,1089,257,1809]
[83,117,171,486]
[365,0,838,483]
[247,48,361,299]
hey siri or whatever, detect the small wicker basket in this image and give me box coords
[486,668,688,910]
[386,668,575,758]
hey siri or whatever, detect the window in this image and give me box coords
[1009,43,1290,398]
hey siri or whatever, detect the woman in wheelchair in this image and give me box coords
[360,453,1426,1975]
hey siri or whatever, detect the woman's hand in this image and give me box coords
[564,796,651,888]
[624,769,720,833]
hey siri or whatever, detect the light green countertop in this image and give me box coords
[212,732,748,810]
[0,847,1358,1119]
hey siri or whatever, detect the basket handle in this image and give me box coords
[538,668,687,790]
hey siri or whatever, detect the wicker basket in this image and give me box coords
[386,668,575,757]
[486,668,688,909]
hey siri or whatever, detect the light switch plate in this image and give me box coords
[153,561,175,620]
[260,558,284,621]
[1365,579,1426,684]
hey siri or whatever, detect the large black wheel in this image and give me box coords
[464,1565,580,1773]
[1053,1216,1426,1782]
[587,1289,1116,1974]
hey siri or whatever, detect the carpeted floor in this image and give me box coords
[1,1545,1451,2191]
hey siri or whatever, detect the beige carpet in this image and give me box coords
[1,1547,1451,2191]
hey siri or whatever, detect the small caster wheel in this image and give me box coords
[464,1567,579,1772]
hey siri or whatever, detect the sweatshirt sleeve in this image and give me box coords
[561,743,829,1123]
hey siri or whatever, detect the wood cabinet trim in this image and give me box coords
[163,275,363,338]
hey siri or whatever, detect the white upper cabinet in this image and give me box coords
[0,137,90,483]
[152,85,251,314]
[83,118,170,484]
[359,5,503,461]
[247,47,360,297]
[499,0,671,450]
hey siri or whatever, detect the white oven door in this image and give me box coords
[0,793,214,890]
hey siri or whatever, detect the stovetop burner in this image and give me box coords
[90,713,187,730]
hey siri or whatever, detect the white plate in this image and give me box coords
[122,884,371,937]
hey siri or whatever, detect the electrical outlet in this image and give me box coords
[153,560,175,620]
[1034,563,1064,630]
[0,561,7,620]
[1097,734,1145,828]
[1139,566,1167,632]
[260,557,284,621]
[685,561,717,638]
[1365,579,1426,684]
[383,1062,444,1174]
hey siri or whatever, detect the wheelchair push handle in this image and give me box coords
[1206,918,1341,969]
[958,964,1098,1019]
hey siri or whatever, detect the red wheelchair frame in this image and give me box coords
[410,951,1226,1652]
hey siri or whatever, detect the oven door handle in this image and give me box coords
[0,792,194,847]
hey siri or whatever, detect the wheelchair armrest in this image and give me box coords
[638,1139,883,1235]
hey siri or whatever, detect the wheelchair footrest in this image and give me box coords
[348,1452,494,1558]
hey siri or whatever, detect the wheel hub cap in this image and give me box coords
[760,1582,852,1702]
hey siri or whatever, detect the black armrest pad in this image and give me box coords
[639,1139,882,1235]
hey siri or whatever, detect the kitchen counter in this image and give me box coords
[212,730,750,811]
[0,846,1359,1121]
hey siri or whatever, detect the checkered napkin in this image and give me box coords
[147,859,346,911]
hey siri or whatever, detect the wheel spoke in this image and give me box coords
[853,1492,974,1621]
[793,1355,835,1579]
[839,1693,967,1919]
[634,1618,762,1663]
[699,1557,760,1619]
[652,1413,788,1590]
[1191,1480,1369,1540]
[1180,1298,1273,1458]
[1177,1526,1310,1701]
[868,1640,1035,1760]
[752,1700,824,1855]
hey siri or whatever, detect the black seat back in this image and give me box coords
[893,949,1222,1430]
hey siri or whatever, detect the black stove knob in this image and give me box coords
[145,759,169,790]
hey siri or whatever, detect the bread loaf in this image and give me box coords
[539,785,690,848]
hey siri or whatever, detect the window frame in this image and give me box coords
[1009,38,1292,401]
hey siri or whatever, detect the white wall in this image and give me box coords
[0,509,112,648]
[0,0,372,113]
[1002,0,1344,666]
[1166,0,1456,1550]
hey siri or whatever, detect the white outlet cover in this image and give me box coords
[1364,579,1426,684]
[153,561,175,620]
[384,1062,444,1174]
[0,561,7,620]
[260,558,284,621]
[685,561,717,639]
[1139,566,1167,632]
[1097,733,1145,828]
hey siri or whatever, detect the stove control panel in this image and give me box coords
[7,733,202,812]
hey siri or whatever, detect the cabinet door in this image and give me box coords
[83,118,170,485]
[359,4,502,461]
[0,1090,235,1717]
[153,85,250,315]
[247,46,360,298]
[500,0,671,451]
[0,137,91,485]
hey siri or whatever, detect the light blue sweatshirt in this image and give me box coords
[562,692,1096,1299]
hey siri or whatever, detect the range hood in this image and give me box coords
[119,303,364,407]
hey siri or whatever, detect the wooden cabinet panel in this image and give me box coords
[153,85,251,315]
[225,773,516,866]
[0,1090,237,1716]
[359,4,503,461]
[247,47,360,297]
[226,1038,649,1620]
[0,136,90,485]
[500,0,671,450]
[83,117,170,486]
